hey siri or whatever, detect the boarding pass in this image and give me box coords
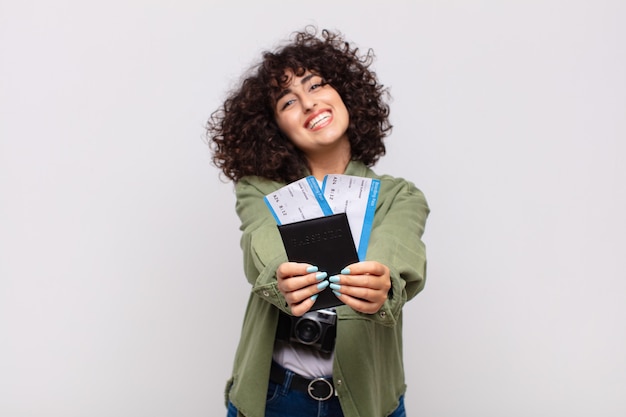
[264,175,380,260]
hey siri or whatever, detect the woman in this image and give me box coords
[207,26,429,417]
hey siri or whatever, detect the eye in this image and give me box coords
[309,77,325,91]
[280,98,296,110]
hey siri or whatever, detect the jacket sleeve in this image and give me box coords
[235,177,291,314]
[339,177,429,326]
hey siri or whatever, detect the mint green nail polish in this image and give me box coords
[329,275,340,283]
[311,294,318,302]
[306,266,319,273]
[329,283,341,291]
[341,268,351,275]
[315,272,328,281]
[332,290,342,298]
[317,280,329,290]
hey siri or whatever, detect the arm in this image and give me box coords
[235,177,329,315]
[334,177,429,325]
[235,177,289,312]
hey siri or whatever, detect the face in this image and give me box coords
[274,71,350,159]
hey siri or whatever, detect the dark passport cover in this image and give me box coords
[277,212,359,310]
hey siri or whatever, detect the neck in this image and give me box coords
[306,141,351,180]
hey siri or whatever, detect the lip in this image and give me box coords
[304,110,333,131]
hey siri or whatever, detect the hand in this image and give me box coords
[329,261,391,314]
[276,262,329,317]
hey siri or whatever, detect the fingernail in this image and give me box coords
[332,290,342,298]
[310,294,318,302]
[329,275,340,283]
[341,268,351,275]
[329,283,341,291]
[306,266,319,273]
[317,280,329,290]
[315,272,328,281]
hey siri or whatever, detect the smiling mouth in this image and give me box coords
[307,112,332,130]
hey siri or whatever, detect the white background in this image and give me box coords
[1,1,625,416]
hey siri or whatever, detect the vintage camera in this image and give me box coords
[277,308,337,353]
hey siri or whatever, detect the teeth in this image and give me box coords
[308,112,331,129]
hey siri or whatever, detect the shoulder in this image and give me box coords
[346,160,427,202]
[366,166,426,200]
[235,176,286,197]
[378,174,424,197]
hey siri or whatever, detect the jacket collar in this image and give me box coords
[303,160,374,179]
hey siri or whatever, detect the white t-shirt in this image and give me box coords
[272,339,334,378]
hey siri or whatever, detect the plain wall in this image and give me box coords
[1,1,625,416]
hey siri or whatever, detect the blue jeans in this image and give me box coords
[227,381,406,417]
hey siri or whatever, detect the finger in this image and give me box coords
[290,297,315,317]
[279,271,328,293]
[330,281,387,304]
[340,261,387,277]
[330,272,390,292]
[331,261,390,290]
[288,281,330,316]
[285,279,330,304]
[276,262,319,280]
[332,291,383,315]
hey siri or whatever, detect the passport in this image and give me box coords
[277,212,359,310]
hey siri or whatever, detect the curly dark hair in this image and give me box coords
[206,26,391,184]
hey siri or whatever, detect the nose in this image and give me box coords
[301,95,316,113]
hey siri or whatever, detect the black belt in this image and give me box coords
[270,362,335,401]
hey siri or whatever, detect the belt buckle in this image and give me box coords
[307,377,334,401]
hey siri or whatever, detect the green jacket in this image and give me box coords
[226,161,429,417]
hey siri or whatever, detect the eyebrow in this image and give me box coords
[275,73,317,102]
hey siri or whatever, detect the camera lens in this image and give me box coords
[294,318,322,344]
